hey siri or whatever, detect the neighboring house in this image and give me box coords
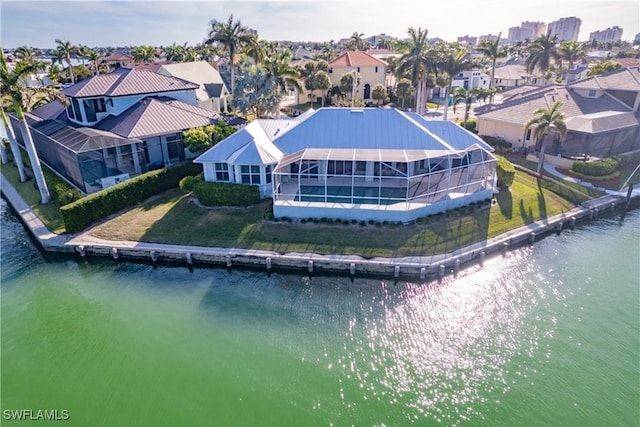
[10,67,241,194]
[157,61,231,113]
[564,64,589,83]
[196,108,497,222]
[452,69,491,91]
[492,64,531,89]
[475,66,640,158]
[100,51,133,70]
[327,51,387,103]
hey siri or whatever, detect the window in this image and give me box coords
[241,165,261,184]
[266,165,272,184]
[94,98,106,113]
[357,67,360,73]
[588,89,596,97]
[375,66,378,73]
[329,68,333,74]
[67,105,76,120]
[300,160,318,178]
[83,99,97,122]
[166,134,184,161]
[355,161,366,175]
[72,98,83,122]
[526,128,532,140]
[327,160,353,175]
[215,163,229,181]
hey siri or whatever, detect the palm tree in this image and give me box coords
[206,14,256,94]
[163,43,186,62]
[132,45,158,63]
[242,34,265,65]
[395,78,414,109]
[264,50,301,116]
[435,43,472,121]
[475,33,506,90]
[525,31,558,76]
[86,49,101,75]
[1,52,51,202]
[347,31,367,51]
[15,46,37,63]
[453,86,480,128]
[397,27,431,115]
[339,71,361,107]
[524,100,567,174]
[556,41,586,80]
[54,39,77,84]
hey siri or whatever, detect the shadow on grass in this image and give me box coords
[536,179,548,219]
[495,188,513,219]
[519,199,535,224]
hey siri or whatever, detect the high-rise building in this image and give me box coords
[508,22,547,43]
[548,17,582,42]
[521,21,547,39]
[589,26,624,43]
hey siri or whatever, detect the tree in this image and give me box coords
[164,43,187,62]
[242,34,265,65]
[264,50,301,117]
[206,14,256,94]
[475,32,506,89]
[54,39,77,84]
[453,86,480,128]
[1,51,53,202]
[339,71,361,107]
[372,84,387,106]
[525,31,558,75]
[86,49,101,76]
[556,41,586,71]
[524,100,567,174]
[397,27,432,115]
[587,60,622,77]
[183,121,236,154]
[314,71,331,107]
[15,46,36,63]
[347,31,368,51]
[132,45,158,63]
[376,38,392,50]
[231,66,280,118]
[435,43,472,120]
[395,78,414,109]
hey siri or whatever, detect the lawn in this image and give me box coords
[1,161,66,234]
[85,172,576,258]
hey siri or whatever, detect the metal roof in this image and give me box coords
[158,61,229,102]
[62,68,198,98]
[96,96,221,138]
[271,108,489,153]
[194,121,283,165]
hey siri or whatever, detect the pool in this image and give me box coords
[294,185,408,205]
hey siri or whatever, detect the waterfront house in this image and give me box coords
[475,66,640,158]
[10,67,239,194]
[196,108,497,222]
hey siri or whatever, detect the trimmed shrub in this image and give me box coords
[460,119,477,132]
[193,181,260,207]
[496,155,516,188]
[179,173,203,192]
[61,161,201,233]
[572,158,619,177]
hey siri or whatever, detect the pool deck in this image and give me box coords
[2,172,638,280]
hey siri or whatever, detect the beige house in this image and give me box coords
[157,61,230,113]
[475,66,640,158]
[328,51,387,103]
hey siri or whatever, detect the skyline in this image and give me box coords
[1,0,639,49]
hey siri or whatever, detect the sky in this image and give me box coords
[1,0,638,49]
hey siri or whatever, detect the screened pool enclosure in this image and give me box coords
[273,145,497,222]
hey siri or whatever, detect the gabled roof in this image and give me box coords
[569,66,640,91]
[158,61,229,102]
[101,51,133,62]
[194,121,283,165]
[125,61,174,73]
[96,96,220,138]
[30,99,66,120]
[62,68,198,98]
[329,51,387,67]
[493,64,529,81]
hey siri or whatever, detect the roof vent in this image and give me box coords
[350,109,364,113]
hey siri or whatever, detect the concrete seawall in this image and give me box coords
[2,174,636,280]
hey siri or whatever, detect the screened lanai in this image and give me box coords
[273,144,496,217]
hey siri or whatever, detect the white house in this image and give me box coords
[157,61,231,113]
[196,108,497,222]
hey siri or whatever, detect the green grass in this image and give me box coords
[86,172,576,258]
[1,161,66,234]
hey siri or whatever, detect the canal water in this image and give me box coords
[1,199,638,426]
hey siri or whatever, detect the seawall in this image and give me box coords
[2,173,636,280]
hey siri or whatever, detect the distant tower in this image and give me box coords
[548,17,582,42]
[589,26,624,43]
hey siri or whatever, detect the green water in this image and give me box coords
[1,200,639,426]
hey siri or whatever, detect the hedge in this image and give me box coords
[61,161,201,232]
[571,158,619,177]
[179,173,203,192]
[193,181,260,206]
[496,155,516,188]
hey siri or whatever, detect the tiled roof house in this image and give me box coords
[11,68,243,194]
[327,51,387,103]
[475,66,640,158]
